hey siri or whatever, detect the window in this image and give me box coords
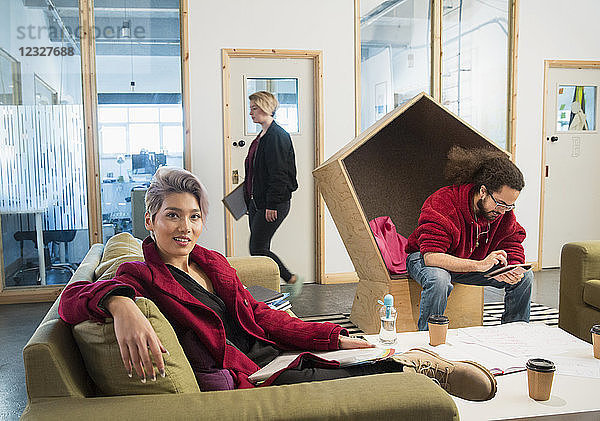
[360,0,431,130]
[93,1,185,243]
[357,0,516,151]
[442,0,510,149]
[556,85,596,131]
[34,74,58,105]
[0,48,22,105]
[246,78,299,134]
[98,104,183,155]
[100,126,127,154]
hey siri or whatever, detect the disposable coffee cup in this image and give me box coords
[428,315,449,346]
[526,358,556,401]
[591,325,600,359]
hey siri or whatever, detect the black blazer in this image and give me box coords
[244,121,298,209]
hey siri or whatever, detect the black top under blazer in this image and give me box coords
[244,121,298,209]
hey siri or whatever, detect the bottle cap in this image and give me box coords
[383,294,394,307]
[526,358,555,373]
[427,314,449,325]
[591,324,600,335]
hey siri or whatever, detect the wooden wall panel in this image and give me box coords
[313,160,389,283]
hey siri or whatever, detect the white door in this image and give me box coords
[227,57,315,282]
[542,67,600,267]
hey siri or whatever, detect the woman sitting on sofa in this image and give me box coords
[58,167,495,400]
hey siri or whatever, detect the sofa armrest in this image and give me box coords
[227,256,280,292]
[23,244,106,402]
[559,241,600,341]
[22,372,458,421]
[23,319,94,400]
[560,241,600,287]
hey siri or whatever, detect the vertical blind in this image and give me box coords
[0,105,88,230]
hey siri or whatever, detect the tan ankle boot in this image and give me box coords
[393,348,497,401]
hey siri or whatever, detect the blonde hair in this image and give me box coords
[249,91,278,116]
[145,166,209,223]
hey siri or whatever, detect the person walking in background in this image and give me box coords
[406,146,533,331]
[244,91,302,297]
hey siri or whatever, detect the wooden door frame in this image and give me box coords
[221,48,325,283]
[537,60,600,269]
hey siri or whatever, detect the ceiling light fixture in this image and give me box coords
[121,0,130,38]
[121,21,131,38]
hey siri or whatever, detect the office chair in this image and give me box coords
[12,229,77,285]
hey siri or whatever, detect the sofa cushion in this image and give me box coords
[95,232,144,281]
[73,297,200,396]
[583,279,600,311]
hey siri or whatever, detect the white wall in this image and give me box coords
[514,0,600,263]
[182,0,600,272]
[187,0,356,273]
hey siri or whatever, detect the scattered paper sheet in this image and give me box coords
[448,323,599,378]
[365,323,600,379]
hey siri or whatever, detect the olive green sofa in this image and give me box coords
[21,239,459,421]
[559,240,600,342]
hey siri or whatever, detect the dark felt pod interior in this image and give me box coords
[343,95,500,239]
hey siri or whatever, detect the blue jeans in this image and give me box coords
[406,252,533,331]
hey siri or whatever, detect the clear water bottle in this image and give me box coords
[378,294,397,345]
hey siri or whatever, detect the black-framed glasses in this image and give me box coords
[485,186,516,211]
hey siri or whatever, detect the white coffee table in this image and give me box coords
[364,324,600,420]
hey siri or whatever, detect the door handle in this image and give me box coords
[550,136,558,142]
[232,140,246,147]
[232,170,239,184]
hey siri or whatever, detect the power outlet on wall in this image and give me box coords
[572,136,581,157]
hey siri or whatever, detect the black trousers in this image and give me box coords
[271,358,404,385]
[248,200,293,282]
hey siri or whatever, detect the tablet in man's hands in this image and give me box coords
[485,263,532,281]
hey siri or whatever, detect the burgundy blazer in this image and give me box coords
[59,237,345,389]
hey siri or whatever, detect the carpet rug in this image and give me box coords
[483,301,558,326]
[299,302,559,335]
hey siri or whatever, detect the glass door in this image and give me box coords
[0,0,89,290]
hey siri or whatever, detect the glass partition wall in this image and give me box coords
[0,0,89,289]
[359,0,431,131]
[442,0,510,150]
[94,1,184,243]
[0,0,187,299]
[358,0,516,151]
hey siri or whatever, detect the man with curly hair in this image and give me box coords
[406,146,533,331]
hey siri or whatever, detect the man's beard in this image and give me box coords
[476,199,500,221]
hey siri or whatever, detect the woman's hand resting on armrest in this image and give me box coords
[105,295,169,382]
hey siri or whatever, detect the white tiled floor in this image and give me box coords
[484,268,560,309]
